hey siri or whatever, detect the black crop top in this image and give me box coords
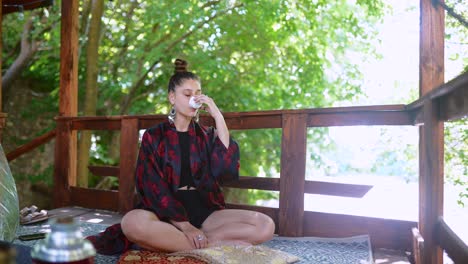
[178,131,195,188]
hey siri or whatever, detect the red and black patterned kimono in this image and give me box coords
[86,120,240,255]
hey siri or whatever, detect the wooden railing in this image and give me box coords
[409,71,468,263]
[435,218,468,263]
[6,129,56,161]
[4,70,464,257]
[49,70,467,255]
[53,104,417,250]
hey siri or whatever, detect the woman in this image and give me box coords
[87,59,274,254]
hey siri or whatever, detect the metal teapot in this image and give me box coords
[31,217,95,263]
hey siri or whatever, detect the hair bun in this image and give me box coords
[174,59,188,73]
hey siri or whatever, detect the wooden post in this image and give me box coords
[54,119,72,207]
[419,0,444,263]
[119,117,139,213]
[54,0,79,207]
[278,113,306,236]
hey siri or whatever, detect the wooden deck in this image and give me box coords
[47,206,411,263]
[47,206,122,226]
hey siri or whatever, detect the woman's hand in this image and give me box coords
[194,94,230,148]
[194,94,222,119]
[181,224,208,249]
[172,221,208,249]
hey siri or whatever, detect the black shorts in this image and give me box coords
[174,190,215,228]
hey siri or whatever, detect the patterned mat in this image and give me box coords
[14,221,373,264]
[264,235,373,264]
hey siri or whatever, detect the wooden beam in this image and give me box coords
[419,49,445,264]
[118,117,139,213]
[88,165,119,177]
[407,72,468,124]
[218,114,282,129]
[2,0,53,14]
[406,71,468,111]
[308,110,412,127]
[278,113,306,236]
[224,177,372,198]
[138,116,168,129]
[439,83,468,121]
[419,0,445,263]
[56,0,79,200]
[223,176,280,191]
[410,107,424,126]
[53,121,72,208]
[412,228,424,264]
[435,217,468,263]
[303,211,417,250]
[58,105,411,131]
[6,129,56,161]
[59,0,79,117]
[226,204,418,250]
[71,119,121,130]
[304,181,372,198]
[70,186,119,211]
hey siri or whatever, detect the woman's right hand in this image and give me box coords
[181,225,208,249]
[172,221,208,249]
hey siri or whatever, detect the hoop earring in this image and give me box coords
[168,105,176,123]
[194,110,200,123]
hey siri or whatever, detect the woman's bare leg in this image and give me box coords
[201,209,275,246]
[120,209,192,252]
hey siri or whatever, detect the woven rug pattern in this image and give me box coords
[264,235,373,264]
[119,250,205,264]
[15,222,373,264]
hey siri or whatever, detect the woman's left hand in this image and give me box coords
[194,94,230,148]
[194,95,222,119]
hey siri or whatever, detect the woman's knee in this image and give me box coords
[121,209,152,242]
[252,213,275,243]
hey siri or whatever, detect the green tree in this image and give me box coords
[77,0,105,187]
[2,0,386,203]
[444,0,468,207]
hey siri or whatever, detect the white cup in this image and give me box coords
[189,96,202,109]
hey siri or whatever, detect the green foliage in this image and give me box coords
[444,0,468,207]
[3,0,386,204]
[445,118,468,207]
[224,188,278,206]
[4,0,467,209]
[15,165,54,186]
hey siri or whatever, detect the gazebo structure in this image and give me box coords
[1,1,467,263]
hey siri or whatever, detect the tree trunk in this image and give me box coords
[77,0,105,187]
[108,132,120,162]
[78,0,92,58]
[2,17,38,99]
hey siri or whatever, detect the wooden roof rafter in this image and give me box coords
[2,0,53,15]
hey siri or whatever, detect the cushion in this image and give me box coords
[169,245,300,264]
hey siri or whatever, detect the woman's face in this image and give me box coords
[169,78,202,120]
